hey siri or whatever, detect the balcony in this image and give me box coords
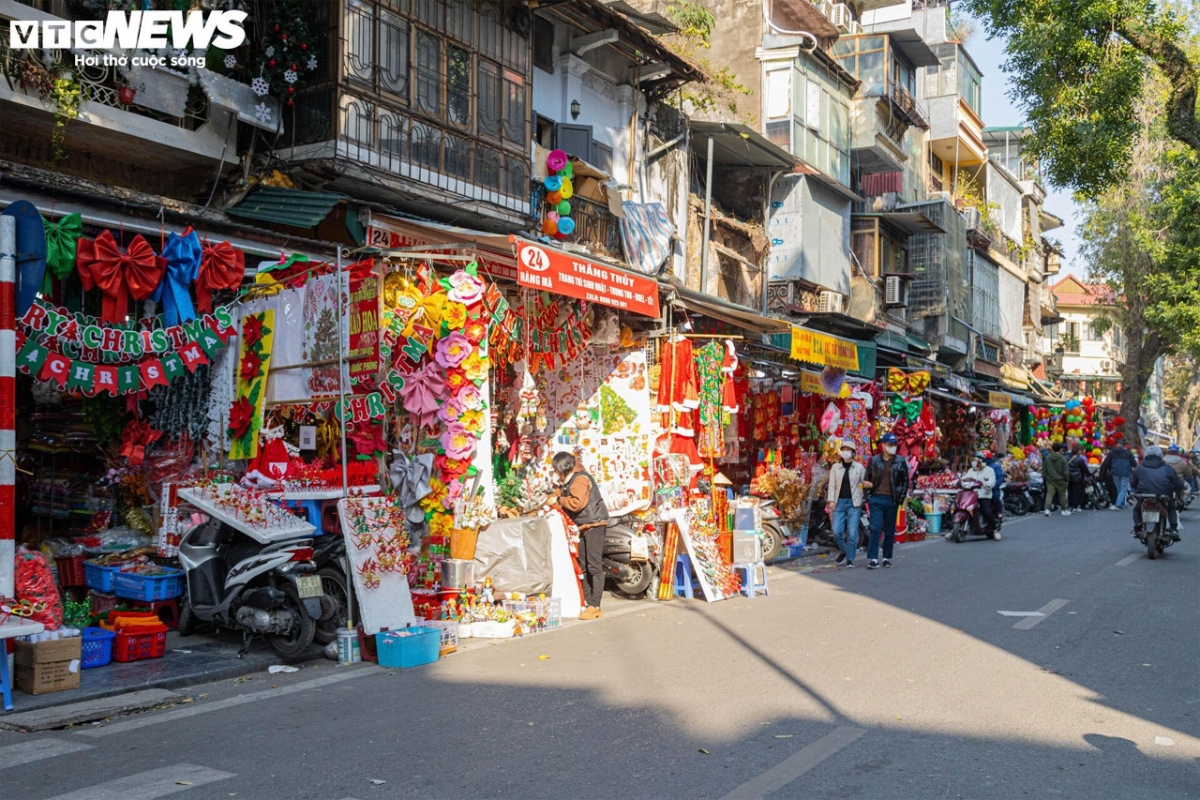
[534,186,623,262]
[927,96,987,166]
[888,82,928,129]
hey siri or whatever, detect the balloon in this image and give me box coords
[541,217,558,235]
[546,190,562,205]
[547,210,559,221]
[1113,416,1126,426]
[546,149,568,173]
[556,216,576,235]
[561,160,574,179]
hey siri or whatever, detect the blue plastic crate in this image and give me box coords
[375,627,440,669]
[112,569,185,602]
[84,561,121,593]
[81,627,115,669]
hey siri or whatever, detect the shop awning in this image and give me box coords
[227,187,344,230]
[999,363,1031,390]
[875,330,908,353]
[513,237,661,317]
[366,213,518,280]
[670,284,790,333]
[926,387,990,408]
[787,326,862,371]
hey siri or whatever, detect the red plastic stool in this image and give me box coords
[135,598,181,630]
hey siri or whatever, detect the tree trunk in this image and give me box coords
[1119,298,1163,450]
[1118,18,1200,154]
[1172,368,1200,451]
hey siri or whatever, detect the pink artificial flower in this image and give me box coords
[447,269,485,306]
[440,422,477,460]
[435,332,472,369]
[442,479,464,510]
[456,383,484,411]
[437,398,466,425]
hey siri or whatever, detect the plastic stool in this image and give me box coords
[320,500,343,536]
[733,562,769,598]
[137,598,181,630]
[673,554,696,599]
[0,646,12,712]
[276,499,324,532]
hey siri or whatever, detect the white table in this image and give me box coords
[0,617,46,712]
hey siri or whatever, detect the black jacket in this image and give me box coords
[865,454,910,501]
[1068,454,1089,482]
[1100,447,1136,479]
[1130,455,1187,497]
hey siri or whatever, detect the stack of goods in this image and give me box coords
[101,611,169,662]
[13,628,83,695]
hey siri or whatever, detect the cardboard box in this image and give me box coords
[14,636,82,695]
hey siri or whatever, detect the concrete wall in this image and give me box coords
[767,175,851,294]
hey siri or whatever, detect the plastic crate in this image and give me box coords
[56,555,87,587]
[375,627,440,669]
[81,627,115,669]
[112,568,185,602]
[84,561,121,593]
[113,627,168,662]
[89,591,120,618]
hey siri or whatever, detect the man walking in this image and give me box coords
[1067,444,1089,512]
[862,432,909,570]
[1043,442,1070,516]
[1100,442,1136,510]
[826,441,865,568]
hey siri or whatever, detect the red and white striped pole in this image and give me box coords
[0,214,15,598]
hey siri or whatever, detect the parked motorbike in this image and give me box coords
[1026,472,1046,511]
[805,499,870,552]
[758,500,789,561]
[949,478,1002,543]
[310,534,353,645]
[603,515,661,598]
[1132,493,1177,560]
[1002,481,1032,516]
[177,518,326,658]
[1082,471,1111,510]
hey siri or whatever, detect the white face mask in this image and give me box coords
[883,445,897,455]
[840,450,853,460]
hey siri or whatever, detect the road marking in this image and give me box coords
[1116,553,1141,567]
[1014,599,1069,630]
[718,726,868,800]
[0,738,93,769]
[997,611,1044,617]
[75,668,376,738]
[44,764,233,799]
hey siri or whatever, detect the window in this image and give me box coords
[416,30,442,114]
[532,16,554,73]
[832,35,886,96]
[447,45,471,126]
[343,1,409,98]
[1087,321,1102,341]
[957,48,982,116]
[555,124,592,159]
[929,149,944,175]
[784,56,851,186]
[590,142,613,173]
[535,115,555,148]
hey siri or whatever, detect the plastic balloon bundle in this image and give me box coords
[14,546,63,630]
[540,150,577,239]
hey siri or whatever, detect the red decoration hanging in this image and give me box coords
[76,230,166,324]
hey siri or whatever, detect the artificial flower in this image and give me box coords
[421,478,447,513]
[447,269,485,306]
[239,350,263,381]
[442,479,464,510]
[461,351,488,383]
[435,454,470,481]
[428,512,452,538]
[443,301,468,331]
[440,422,477,460]
[459,408,484,434]
[446,369,467,393]
[437,398,466,425]
[456,383,484,411]
[420,293,448,331]
[228,396,255,439]
[435,332,472,369]
[463,317,487,344]
[242,314,265,345]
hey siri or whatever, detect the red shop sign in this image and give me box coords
[512,239,660,318]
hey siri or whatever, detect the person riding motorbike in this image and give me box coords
[964,453,1000,538]
[1131,445,1186,541]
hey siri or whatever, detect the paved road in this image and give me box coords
[2,504,1197,799]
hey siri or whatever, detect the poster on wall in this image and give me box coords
[347,276,381,393]
[303,274,343,396]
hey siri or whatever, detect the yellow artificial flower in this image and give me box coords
[428,512,452,538]
[459,409,484,434]
[421,478,447,513]
[443,301,468,331]
[420,293,448,332]
[462,351,488,382]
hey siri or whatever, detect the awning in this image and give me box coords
[514,237,660,317]
[671,284,789,332]
[195,68,282,133]
[883,30,941,67]
[770,332,875,377]
[1000,363,1031,390]
[226,187,344,230]
[1010,394,1036,406]
[855,212,944,237]
[365,213,517,280]
[926,387,990,408]
[795,162,864,203]
[875,330,908,352]
[690,121,800,171]
[906,332,934,353]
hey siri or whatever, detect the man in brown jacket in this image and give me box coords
[550,452,610,619]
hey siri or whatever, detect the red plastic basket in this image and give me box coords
[56,555,87,587]
[113,627,168,662]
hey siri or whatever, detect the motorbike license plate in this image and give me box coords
[1143,510,1160,524]
[296,575,324,599]
[630,535,649,561]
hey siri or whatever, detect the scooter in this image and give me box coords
[1082,470,1111,509]
[1132,493,1177,560]
[603,516,661,598]
[1002,481,1032,516]
[758,500,789,561]
[177,517,326,658]
[949,478,1002,543]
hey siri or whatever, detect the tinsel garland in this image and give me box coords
[149,363,213,441]
[204,331,238,456]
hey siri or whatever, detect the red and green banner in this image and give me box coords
[229,310,275,460]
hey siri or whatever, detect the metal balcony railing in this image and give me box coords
[888,82,928,130]
[534,186,623,262]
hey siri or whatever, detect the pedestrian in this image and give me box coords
[1130,445,1186,541]
[1067,444,1088,512]
[549,452,608,620]
[1043,442,1070,516]
[826,441,865,568]
[986,451,1005,520]
[1100,441,1136,510]
[861,432,909,570]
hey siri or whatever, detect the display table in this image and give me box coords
[0,617,47,712]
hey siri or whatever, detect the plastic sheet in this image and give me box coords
[473,517,554,595]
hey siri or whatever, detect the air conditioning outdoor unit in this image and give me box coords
[885,275,908,306]
[818,290,844,313]
[847,20,863,34]
[962,206,982,229]
[1101,360,1111,371]
[827,3,852,30]
[809,0,830,17]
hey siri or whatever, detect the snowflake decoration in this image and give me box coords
[254,102,273,125]
[265,45,275,58]
[224,54,237,69]
[306,55,318,71]
[251,76,269,97]
[284,69,297,85]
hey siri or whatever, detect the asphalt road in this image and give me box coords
[2,503,1197,799]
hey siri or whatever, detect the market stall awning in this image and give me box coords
[227,187,344,230]
[512,237,660,317]
[769,333,875,378]
[669,284,790,333]
[926,387,990,408]
[366,213,518,280]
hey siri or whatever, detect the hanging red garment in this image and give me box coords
[657,337,700,437]
[720,340,740,413]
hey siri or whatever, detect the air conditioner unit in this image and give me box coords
[818,291,844,313]
[827,3,852,31]
[809,0,830,18]
[885,276,908,306]
[1101,360,1111,371]
[962,206,982,229]
[847,20,863,34]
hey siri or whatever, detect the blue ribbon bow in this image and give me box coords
[153,229,201,326]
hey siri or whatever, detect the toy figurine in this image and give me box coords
[480,577,495,605]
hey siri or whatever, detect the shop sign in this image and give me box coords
[800,370,850,398]
[988,391,1012,410]
[789,327,860,371]
[347,275,381,392]
[366,224,517,281]
[513,239,659,318]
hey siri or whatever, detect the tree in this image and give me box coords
[964,0,1199,197]
[1164,355,1200,450]
[661,2,752,119]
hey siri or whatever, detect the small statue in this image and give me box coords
[479,576,495,605]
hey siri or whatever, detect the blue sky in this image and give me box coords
[966,27,1083,277]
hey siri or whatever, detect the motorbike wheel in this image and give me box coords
[951,521,965,543]
[761,523,785,562]
[268,588,317,660]
[313,566,350,645]
[178,600,197,637]
[1146,530,1158,560]
[615,562,655,598]
[1004,496,1028,517]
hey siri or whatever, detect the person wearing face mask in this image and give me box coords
[965,452,1001,538]
[861,432,910,569]
[826,441,866,567]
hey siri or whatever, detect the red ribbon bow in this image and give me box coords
[196,234,245,313]
[119,419,163,467]
[76,230,166,324]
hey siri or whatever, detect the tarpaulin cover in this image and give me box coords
[473,517,554,595]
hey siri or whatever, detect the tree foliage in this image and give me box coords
[964,0,1199,198]
[662,2,753,119]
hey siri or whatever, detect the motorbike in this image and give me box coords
[804,498,870,552]
[949,478,1003,543]
[758,500,790,561]
[177,517,327,658]
[1026,472,1046,511]
[602,515,662,598]
[1132,493,1177,560]
[1082,471,1111,510]
[1002,481,1032,516]
[310,534,354,645]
